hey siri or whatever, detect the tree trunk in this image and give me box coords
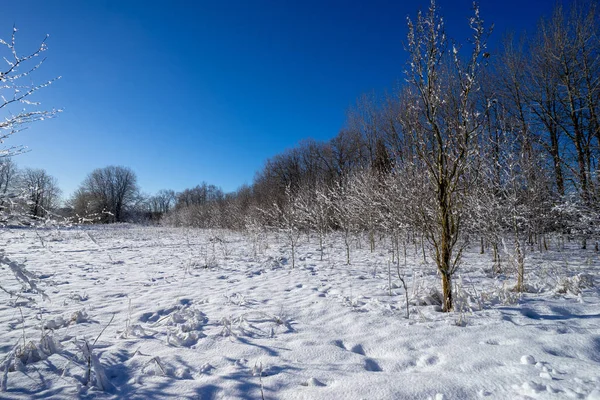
[319,232,324,261]
[344,230,351,265]
[438,177,454,312]
[291,240,296,269]
[441,272,452,312]
[421,234,427,264]
[515,238,525,292]
[492,242,501,273]
[548,127,565,196]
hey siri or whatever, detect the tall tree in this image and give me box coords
[149,190,175,214]
[0,158,18,210]
[0,28,60,222]
[404,0,491,311]
[22,168,61,218]
[75,166,139,223]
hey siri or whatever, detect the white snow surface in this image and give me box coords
[0,225,599,399]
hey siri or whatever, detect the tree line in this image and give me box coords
[150,1,600,310]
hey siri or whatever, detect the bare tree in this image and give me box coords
[0,27,61,157]
[329,129,366,179]
[293,183,332,261]
[548,3,598,201]
[346,169,383,252]
[260,185,303,269]
[0,27,60,224]
[404,0,491,311]
[347,93,381,168]
[21,168,61,218]
[68,188,98,223]
[74,166,139,223]
[0,158,18,211]
[329,177,358,265]
[148,189,176,221]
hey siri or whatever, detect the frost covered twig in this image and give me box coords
[0,251,48,300]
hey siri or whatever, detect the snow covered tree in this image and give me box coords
[0,27,60,223]
[292,183,332,261]
[346,169,383,252]
[21,168,61,218]
[263,185,303,269]
[0,158,18,214]
[0,27,60,157]
[404,0,491,311]
[329,177,358,265]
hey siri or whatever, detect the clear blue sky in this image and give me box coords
[0,0,561,199]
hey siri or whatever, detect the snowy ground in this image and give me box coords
[0,225,599,399]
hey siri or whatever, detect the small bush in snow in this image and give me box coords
[555,273,594,295]
[1,332,62,392]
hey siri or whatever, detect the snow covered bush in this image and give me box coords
[555,273,595,296]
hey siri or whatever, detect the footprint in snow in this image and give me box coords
[333,340,382,371]
[364,358,383,372]
[350,344,366,355]
[301,377,326,387]
[333,341,367,356]
[332,339,346,350]
[139,306,178,323]
[284,283,304,292]
[416,355,440,368]
[316,286,331,297]
[179,298,192,306]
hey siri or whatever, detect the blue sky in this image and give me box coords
[0,0,561,199]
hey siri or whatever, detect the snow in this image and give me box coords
[1,224,599,399]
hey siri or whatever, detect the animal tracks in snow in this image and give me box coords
[350,343,366,355]
[416,354,440,368]
[3,226,600,399]
[363,358,383,372]
[332,339,383,372]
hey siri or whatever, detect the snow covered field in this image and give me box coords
[1,225,599,399]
